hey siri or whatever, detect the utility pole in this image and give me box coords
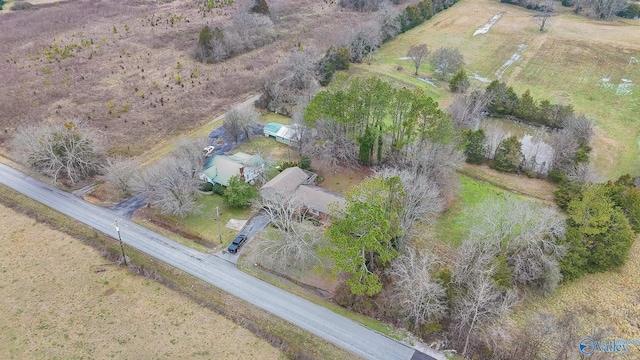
[215,206,222,244]
[114,219,127,266]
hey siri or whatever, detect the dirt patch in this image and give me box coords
[0,203,282,359]
[313,162,372,195]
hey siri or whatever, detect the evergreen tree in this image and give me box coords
[198,25,213,48]
[493,136,523,173]
[560,183,635,278]
[514,89,538,122]
[464,129,487,164]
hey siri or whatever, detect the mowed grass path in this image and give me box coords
[353,0,640,177]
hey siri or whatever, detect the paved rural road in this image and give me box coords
[0,163,442,360]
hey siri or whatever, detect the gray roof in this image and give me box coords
[294,185,346,215]
[261,166,346,215]
[261,166,309,194]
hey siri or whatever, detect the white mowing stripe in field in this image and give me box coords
[494,43,527,79]
[471,72,491,83]
[473,14,502,36]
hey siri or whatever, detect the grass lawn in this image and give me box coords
[433,171,553,248]
[234,134,300,166]
[434,176,506,247]
[261,112,292,125]
[163,194,253,248]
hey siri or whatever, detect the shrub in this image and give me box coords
[299,155,312,171]
[547,169,567,183]
[449,68,469,92]
[278,161,298,171]
[223,175,258,207]
[250,0,269,14]
[200,182,214,192]
[11,1,34,10]
[212,183,226,196]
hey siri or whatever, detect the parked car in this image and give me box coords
[227,234,247,253]
[202,145,215,157]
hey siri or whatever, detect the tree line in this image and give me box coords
[502,0,636,20]
[304,77,453,165]
[485,80,575,128]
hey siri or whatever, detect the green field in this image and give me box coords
[349,0,640,178]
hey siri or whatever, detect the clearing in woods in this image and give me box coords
[0,204,282,359]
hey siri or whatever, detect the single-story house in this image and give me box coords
[263,122,304,146]
[200,152,265,186]
[261,166,345,221]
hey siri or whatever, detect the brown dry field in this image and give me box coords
[0,0,396,158]
[0,203,283,359]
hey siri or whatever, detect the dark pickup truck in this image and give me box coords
[227,234,247,254]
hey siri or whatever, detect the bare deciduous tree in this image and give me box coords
[254,190,305,232]
[452,239,519,357]
[339,0,384,11]
[533,0,554,31]
[387,248,447,328]
[549,114,594,174]
[549,128,579,173]
[287,46,319,91]
[224,106,259,143]
[12,121,103,185]
[406,44,429,76]
[466,195,566,293]
[585,0,627,20]
[252,191,323,271]
[254,221,323,272]
[565,162,603,183]
[404,141,464,207]
[291,108,314,154]
[490,311,614,360]
[430,47,464,80]
[346,21,383,63]
[303,118,359,169]
[101,155,140,195]
[447,89,493,129]
[132,138,206,217]
[374,167,444,245]
[377,2,401,41]
[563,113,594,145]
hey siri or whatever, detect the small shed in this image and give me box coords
[263,122,301,146]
